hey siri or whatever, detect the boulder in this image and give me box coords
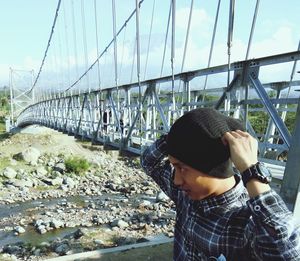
[63,177,76,188]
[14,226,26,234]
[156,191,170,202]
[36,166,48,176]
[53,163,66,173]
[12,179,33,188]
[111,219,129,229]
[54,243,70,255]
[13,147,41,164]
[1,167,17,179]
[37,225,47,234]
[50,219,64,229]
[51,177,64,186]
[73,228,85,239]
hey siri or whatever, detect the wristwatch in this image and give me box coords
[242,162,272,187]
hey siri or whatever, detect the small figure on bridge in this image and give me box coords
[141,107,300,261]
[103,110,111,133]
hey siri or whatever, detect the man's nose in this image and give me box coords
[173,170,183,186]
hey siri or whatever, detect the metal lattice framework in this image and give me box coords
[17,51,300,150]
[9,68,35,124]
[17,52,300,213]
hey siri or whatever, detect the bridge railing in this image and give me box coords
[17,51,300,154]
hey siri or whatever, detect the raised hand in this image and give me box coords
[222,130,258,173]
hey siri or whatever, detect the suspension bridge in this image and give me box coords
[7,0,300,216]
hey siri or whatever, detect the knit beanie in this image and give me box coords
[167,108,244,177]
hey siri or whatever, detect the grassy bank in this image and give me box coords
[0,121,5,133]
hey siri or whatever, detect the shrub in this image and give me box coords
[65,156,90,174]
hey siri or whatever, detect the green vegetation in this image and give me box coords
[200,93,297,139]
[0,86,10,116]
[65,156,90,174]
[0,253,14,261]
[0,86,10,139]
[247,103,297,138]
[0,157,11,170]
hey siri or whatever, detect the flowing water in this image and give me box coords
[0,193,139,247]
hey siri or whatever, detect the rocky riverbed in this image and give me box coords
[0,126,175,261]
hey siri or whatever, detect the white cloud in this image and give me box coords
[176,7,211,31]
[249,26,297,59]
[1,17,298,90]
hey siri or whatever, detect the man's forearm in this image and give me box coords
[140,135,168,174]
[246,179,271,198]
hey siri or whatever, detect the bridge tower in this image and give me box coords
[9,68,35,128]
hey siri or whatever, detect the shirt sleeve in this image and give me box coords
[140,135,179,203]
[246,190,300,260]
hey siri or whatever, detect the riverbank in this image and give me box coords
[0,126,175,260]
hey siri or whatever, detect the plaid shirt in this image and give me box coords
[140,136,300,261]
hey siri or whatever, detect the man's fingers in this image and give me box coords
[235,129,250,137]
[222,130,248,145]
[222,131,236,144]
[229,131,242,138]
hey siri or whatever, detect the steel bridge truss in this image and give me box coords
[17,51,300,212]
[9,68,35,126]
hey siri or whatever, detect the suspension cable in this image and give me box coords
[171,0,176,113]
[63,0,71,92]
[64,0,145,93]
[135,0,142,148]
[180,0,193,75]
[57,19,64,98]
[286,40,300,98]
[29,0,61,93]
[81,0,90,93]
[112,0,119,110]
[245,0,260,60]
[243,0,259,125]
[227,0,235,89]
[94,0,101,90]
[158,0,172,93]
[130,37,136,83]
[119,25,127,83]
[52,42,60,99]
[202,0,221,95]
[143,0,156,81]
[177,0,194,103]
[93,0,102,130]
[71,0,79,86]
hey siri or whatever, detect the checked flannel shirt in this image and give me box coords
[140,135,300,261]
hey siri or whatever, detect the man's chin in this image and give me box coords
[185,191,205,201]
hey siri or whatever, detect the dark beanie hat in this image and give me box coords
[167,108,244,177]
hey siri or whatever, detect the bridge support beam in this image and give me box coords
[280,98,300,214]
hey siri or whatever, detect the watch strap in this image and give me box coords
[242,162,270,187]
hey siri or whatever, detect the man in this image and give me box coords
[141,108,300,260]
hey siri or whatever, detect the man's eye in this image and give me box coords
[170,163,186,173]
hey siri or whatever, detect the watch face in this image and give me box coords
[257,163,272,182]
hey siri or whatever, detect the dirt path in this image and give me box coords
[1,125,97,160]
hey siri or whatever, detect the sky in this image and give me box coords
[0,0,300,96]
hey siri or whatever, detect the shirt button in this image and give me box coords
[254,205,261,212]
